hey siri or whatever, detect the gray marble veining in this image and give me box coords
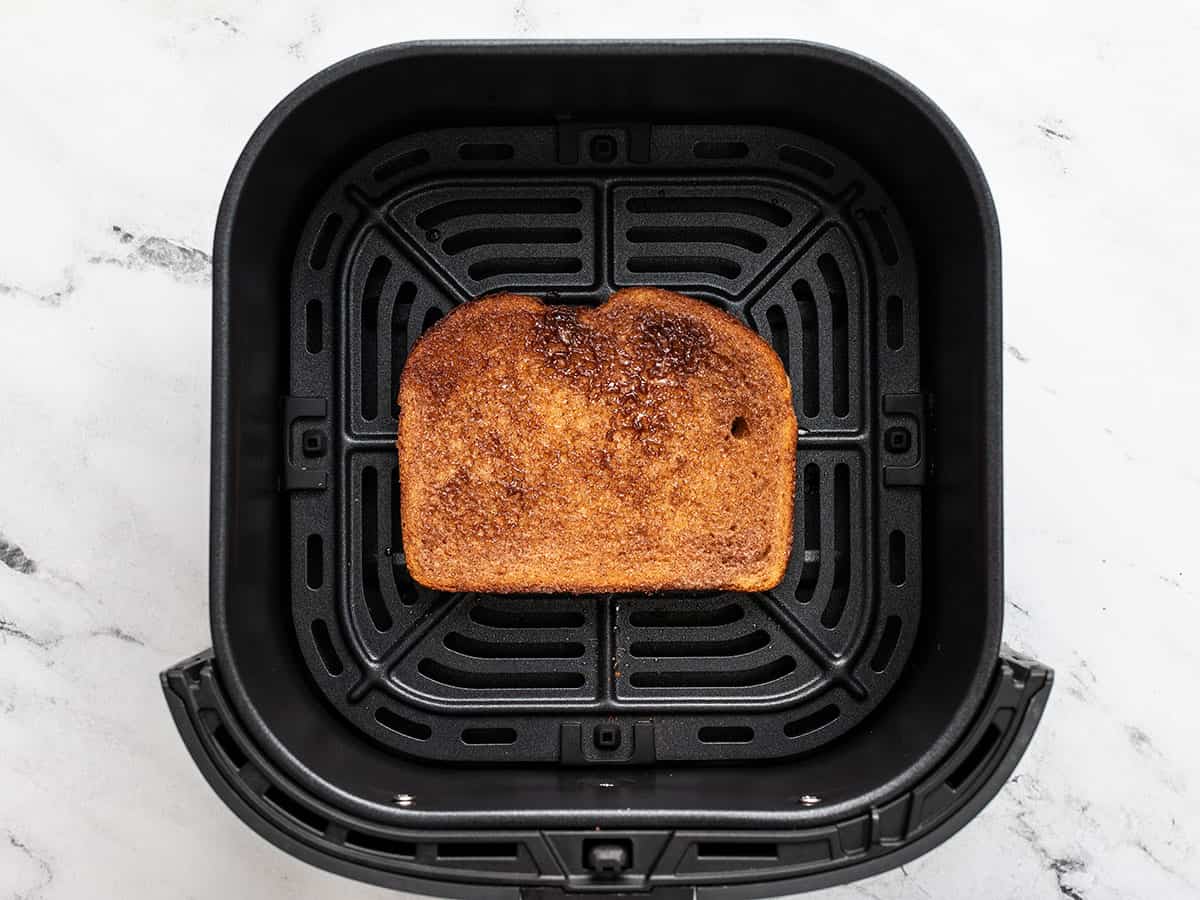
[1,2,1197,898]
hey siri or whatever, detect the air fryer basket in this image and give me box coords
[164,42,1051,897]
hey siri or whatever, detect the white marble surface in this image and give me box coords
[1,2,1197,898]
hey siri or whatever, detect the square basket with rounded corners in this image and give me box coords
[164,41,1051,898]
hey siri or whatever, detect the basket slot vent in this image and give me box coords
[443,227,582,255]
[418,659,586,690]
[629,630,770,658]
[887,295,904,349]
[698,725,754,744]
[784,703,839,737]
[304,299,322,353]
[421,306,443,332]
[390,282,416,417]
[437,842,520,859]
[361,466,393,632]
[628,604,744,628]
[469,605,586,629]
[793,279,819,417]
[889,530,906,586]
[626,195,792,227]
[766,304,789,369]
[263,786,327,834]
[697,842,778,859]
[796,464,821,603]
[461,727,518,745]
[416,197,582,229]
[388,470,417,606]
[863,208,899,265]
[310,619,344,676]
[390,560,419,607]
[821,464,852,628]
[627,256,741,279]
[947,721,1004,790]
[211,723,248,769]
[444,632,585,659]
[818,254,850,418]
[469,257,582,280]
[305,534,323,589]
[360,257,391,422]
[375,707,432,741]
[870,616,903,673]
[372,148,430,182]
[389,464,402,553]
[308,212,342,270]
[628,656,795,689]
[345,831,417,858]
[779,145,835,178]
[626,226,767,253]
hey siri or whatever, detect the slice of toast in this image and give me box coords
[397,288,796,593]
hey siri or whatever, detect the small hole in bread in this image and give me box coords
[730,416,750,438]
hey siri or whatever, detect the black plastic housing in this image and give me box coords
[164,41,1051,897]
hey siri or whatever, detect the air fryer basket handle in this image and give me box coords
[161,650,1050,898]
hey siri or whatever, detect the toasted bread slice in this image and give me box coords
[397,288,796,593]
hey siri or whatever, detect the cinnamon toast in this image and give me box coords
[397,288,796,593]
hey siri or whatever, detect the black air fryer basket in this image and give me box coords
[164,42,1052,897]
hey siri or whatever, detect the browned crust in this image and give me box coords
[398,288,797,594]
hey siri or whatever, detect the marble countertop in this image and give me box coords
[1,3,1197,898]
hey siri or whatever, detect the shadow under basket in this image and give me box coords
[164,42,1051,898]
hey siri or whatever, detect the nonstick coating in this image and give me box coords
[286,122,922,764]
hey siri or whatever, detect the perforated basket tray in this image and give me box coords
[288,123,922,764]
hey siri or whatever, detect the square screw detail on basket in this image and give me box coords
[301,429,327,458]
[884,426,911,455]
[589,134,618,163]
[594,723,622,750]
